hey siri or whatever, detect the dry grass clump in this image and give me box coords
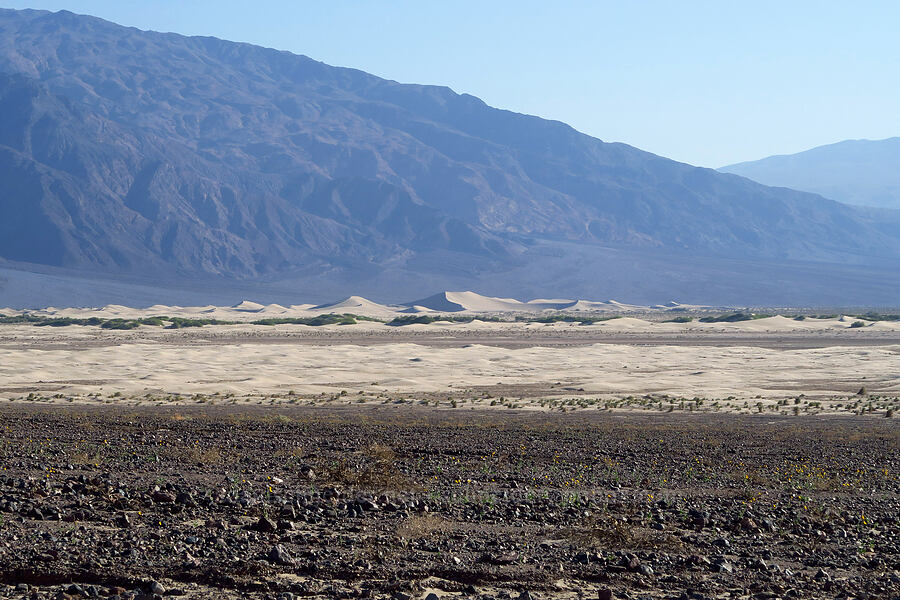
[186,446,224,464]
[396,513,448,540]
[322,443,419,492]
[70,450,103,466]
[570,515,682,552]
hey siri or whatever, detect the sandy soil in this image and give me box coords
[1,320,898,415]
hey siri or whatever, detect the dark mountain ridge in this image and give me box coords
[0,8,899,305]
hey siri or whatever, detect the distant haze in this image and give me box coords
[720,138,900,210]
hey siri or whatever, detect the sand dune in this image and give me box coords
[310,296,401,317]
[409,291,531,312]
[3,294,899,333]
[407,291,708,313]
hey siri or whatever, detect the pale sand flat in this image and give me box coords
[2,338,896,400]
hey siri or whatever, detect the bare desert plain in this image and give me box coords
[0,297,898,599]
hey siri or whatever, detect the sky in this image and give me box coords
[4,1,899,167]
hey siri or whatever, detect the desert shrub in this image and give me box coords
[527,314,620,324]
[387,315,461,326]
[849,320,866,328]
[396,514,447,540]
[138,317,168,326]
[166,317,233,328]
[664,316,693,323]
[322,443,416,492]
[857,312,900,322]
[699,312,765,323]
[34,317,103,327]
[571,515,682,551]
[0,314,45,324]
[253,314,358,326]
[100,319,140,330]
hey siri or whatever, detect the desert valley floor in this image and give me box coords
[0,308,897,599]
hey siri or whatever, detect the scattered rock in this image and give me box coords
[250,516,277,532]
[267,544,294,566]
[148,581,166,595]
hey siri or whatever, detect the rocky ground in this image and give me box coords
[0,406,897,599]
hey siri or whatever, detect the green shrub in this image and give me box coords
[664,316,693,323]
[252,313,360,326]
[0,314,45,324]
[166,317,233,329]
[35,317,103,327]
[856,312,900,322]
[699,312,766,323]
[100,319,141,330]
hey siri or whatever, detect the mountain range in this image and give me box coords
[0,8,899,306]
[720,137,900,210]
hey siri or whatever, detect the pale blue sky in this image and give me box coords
[4,1,899,167]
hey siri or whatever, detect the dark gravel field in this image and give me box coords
[0,406,897,599]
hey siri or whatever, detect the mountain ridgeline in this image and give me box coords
[0,8,899,305]
[721,137,900,210]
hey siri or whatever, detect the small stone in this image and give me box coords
[425,594,440,600]
[598,590,613,600]
[151,490,175,503]
[251,516,277,532]
[175,492,196,507]
[277,519,295,531]
[267,544,294,566]
[750,558,768,570]
[713,559,733,574]
[67,584,86,596]
[148,581,165,595]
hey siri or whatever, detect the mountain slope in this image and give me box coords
[720,138,900,210]
[0,8,899,305]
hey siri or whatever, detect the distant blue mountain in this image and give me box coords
[1,8,899,305]
[721,138,900,210]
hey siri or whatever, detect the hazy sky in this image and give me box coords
[5,1,899,167]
